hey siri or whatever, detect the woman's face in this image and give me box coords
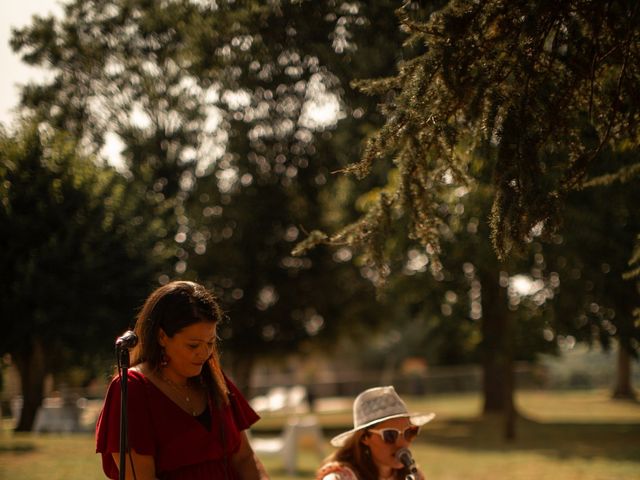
[159,321,217,380]
[362,417,419,471]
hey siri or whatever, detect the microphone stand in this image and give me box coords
[116,331,137,480]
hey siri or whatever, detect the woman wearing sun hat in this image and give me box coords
[316,386,435,480]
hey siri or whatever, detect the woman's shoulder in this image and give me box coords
[317,461,358,480]
[104,365,154,396]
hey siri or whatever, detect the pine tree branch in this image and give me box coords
[582,163,640,187]
[562,0,638,191]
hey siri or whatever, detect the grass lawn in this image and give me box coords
[1,389,638,480]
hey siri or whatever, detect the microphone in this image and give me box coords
[115,330,138,349]
[395,447,418,475]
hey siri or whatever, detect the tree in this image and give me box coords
[545,166,640,399]
[0,122,165,430]
[300,0,639,261]
[296,0,639,436]
[376,179,557,439]
[9,0,392,390]
[179,1,423,388]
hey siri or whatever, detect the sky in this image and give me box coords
[0,0,339,169]
[1,0,63,127]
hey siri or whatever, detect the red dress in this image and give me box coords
[96,370,259,480]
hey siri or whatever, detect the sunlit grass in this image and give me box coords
[0,433,101,480]
[1,389,638,480]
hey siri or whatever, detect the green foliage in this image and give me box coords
[0,121,164,371]
[299,0,639,265]
[544,175,640,355]
[377,182,557,368]
[288,0,640,381]
[9,1,402,379]
[11,1,638,391]
[625,234,640,280]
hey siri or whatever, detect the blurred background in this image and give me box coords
[1,1,639,479]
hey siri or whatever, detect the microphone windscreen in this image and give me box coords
[115,330,138,349]
[395,447,417,473]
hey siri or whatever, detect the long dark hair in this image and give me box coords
[129,280,229,404]
[317,430,378,480]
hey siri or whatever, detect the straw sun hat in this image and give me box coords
[330,386,435,447]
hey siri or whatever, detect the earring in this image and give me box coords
[160,347,169,367]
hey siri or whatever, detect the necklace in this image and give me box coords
[160,373,199,416]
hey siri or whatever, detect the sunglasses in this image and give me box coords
[368,426,420,444]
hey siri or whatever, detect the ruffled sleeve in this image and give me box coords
[95,371,157,479]
[225,375,260,431]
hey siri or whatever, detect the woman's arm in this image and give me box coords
[111,449,156,480]
[231,431,270,480]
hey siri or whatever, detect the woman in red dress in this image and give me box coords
[96,280,269,480]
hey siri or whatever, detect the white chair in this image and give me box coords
[250,385,311,414]
[250,415,325,475]
[250,387,289,413]
[286,385,309,413]
[33,397,84,433]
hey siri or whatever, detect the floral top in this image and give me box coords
[317,461,425,480]
[317,462,359,480]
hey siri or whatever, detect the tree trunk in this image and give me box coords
[612,343,636,399]
[480,270,517,440]
[14,337,47,432]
